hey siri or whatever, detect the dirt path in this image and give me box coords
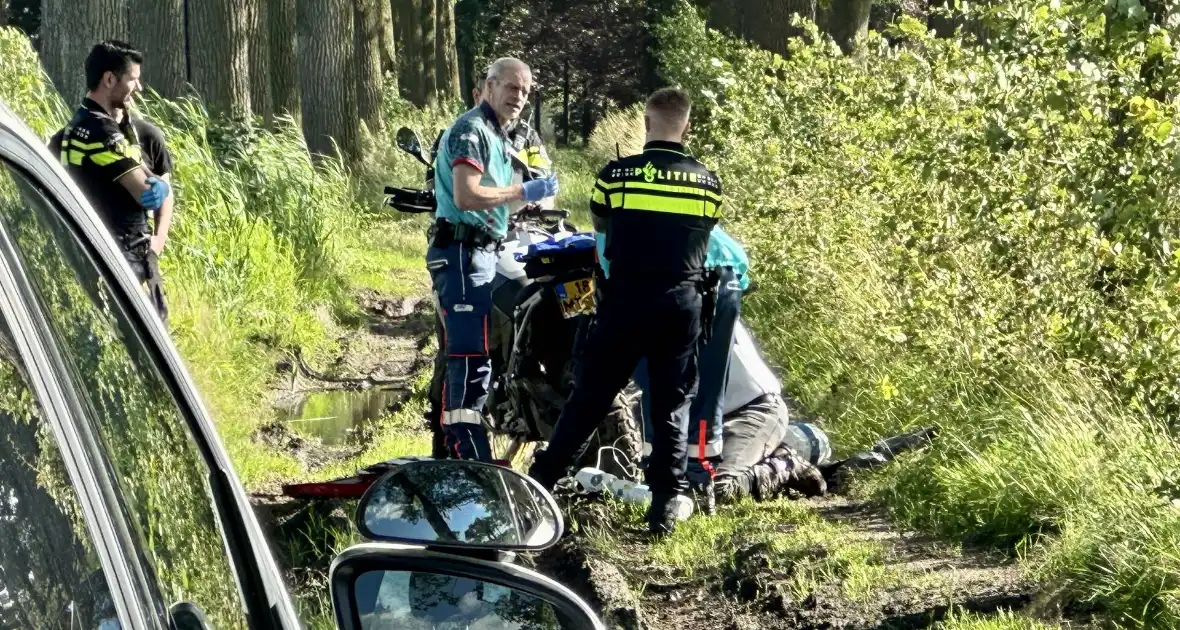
[543,494,1038,630]
[252,290,435,480]
[249,287,1045,629]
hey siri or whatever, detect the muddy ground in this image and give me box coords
[249,289,1060,629]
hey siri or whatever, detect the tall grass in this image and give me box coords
[0,26,454,488]
[646,3,1180,626]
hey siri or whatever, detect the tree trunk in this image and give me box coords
[378,0,398,78]
[459,46,476,107]
[561,59,570,146]
[246,0,274,122]
[354,0,385,134]
[41,0,128,104]
[1,2,9,26]
[268,0,301,119]
[827,0,873,53]
[298,0,360,161]
[420,0,438,106]
[436,0,460,102]
[708,0,815,55]
[128,0,186,98]
[189,0,252,118]
[396,0,424,105]
[705,0,739,37]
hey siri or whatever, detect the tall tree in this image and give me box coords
[0,2,8,25]
[269,0,301,119]
[41,0,128,104]
[396,0,425,105]
[827,0,873,53]
[298,0,360,161]
[354,0,386,134]
[706,0,816,55]
[246,0,274,122]
[128,0,187,98]
[437,0,461,102]
[420,0,438,105]
[189,0,252,118]
[378,0,399,78]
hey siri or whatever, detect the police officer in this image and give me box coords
[425,67,556,459]
[528,88,722,535]
[625,225,749,514]
[429,57,559,461]
[49,40,172,320]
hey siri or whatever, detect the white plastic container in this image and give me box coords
[573,467,694,519]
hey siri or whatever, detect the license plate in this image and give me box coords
[555,276,596,319]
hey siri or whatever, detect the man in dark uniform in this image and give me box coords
[528,88,721,535]
[49,40,172,321]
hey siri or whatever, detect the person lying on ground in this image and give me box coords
[703,319,938,504]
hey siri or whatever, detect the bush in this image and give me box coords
[655,1,1180,625]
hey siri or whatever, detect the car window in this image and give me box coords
[0,270,117,625]
[0,161,250,629]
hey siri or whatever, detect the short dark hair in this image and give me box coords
[85,40,143,91]
[645,88,692,122]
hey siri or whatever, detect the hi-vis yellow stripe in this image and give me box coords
[591,188,606,205]
[90,150,123,166]
[622,180,722,202]
[69,139,105,151]
[608,192,720,218]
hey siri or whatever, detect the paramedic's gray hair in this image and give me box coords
[486,57,530,82]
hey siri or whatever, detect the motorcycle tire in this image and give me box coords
[573,382,643,480]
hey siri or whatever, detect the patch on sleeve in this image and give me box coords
[446,119,486,168]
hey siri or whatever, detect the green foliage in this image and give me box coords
[655,0,1180,625]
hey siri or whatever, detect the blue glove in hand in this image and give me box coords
[141,176,170,211]
[521,175,559,202]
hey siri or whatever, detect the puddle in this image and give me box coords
[276,387,404,446]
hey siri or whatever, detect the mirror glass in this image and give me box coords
[357,461,561,550]
[353,570,579,630]
[396,127,423,157]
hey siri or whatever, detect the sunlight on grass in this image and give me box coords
[552,148,597,231]
[935,610,1060,630]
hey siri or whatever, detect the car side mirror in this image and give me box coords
[355,459,562,552]
[329,544,606,630]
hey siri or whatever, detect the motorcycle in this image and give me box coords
[332,457,605,629]
[385,127,641,476]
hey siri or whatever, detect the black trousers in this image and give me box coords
[531,279,702,495]
[124,247,168,323]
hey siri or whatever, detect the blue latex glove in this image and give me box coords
[521,175,559,202]
[141,176,170,211]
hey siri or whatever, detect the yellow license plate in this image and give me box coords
[555,276,596,319]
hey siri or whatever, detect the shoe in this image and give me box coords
[685,459,717,515]
[645,493,684,536]
[786,460,827,497]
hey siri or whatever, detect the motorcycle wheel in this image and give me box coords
[574,383,643,480]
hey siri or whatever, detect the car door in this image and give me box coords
[0,101,302,629]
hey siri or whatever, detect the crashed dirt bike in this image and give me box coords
[386,126,642,477]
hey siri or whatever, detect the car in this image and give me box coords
[0,99,603,629]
